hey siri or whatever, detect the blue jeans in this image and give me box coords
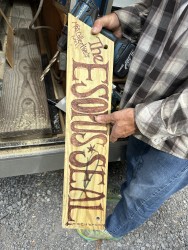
[106,136,188,238]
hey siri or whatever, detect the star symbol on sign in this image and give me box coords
[87,144,95,153]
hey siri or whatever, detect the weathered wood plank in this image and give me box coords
[0,2,51,138]
[62,14,114,230]
[0,6,14,67]
[6,25,14,68]
[0,51,5,97]
[11,1,33,20]
[0,3,11,93]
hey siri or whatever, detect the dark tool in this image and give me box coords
[111,83,124,112]
[40,0,136,81]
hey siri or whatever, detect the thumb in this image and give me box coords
[91,20,103,34]
[95,114,115,124]
[91,16,109,34]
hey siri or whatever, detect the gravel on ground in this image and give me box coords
[0,162,188,250]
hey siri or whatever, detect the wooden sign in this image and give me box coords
[62,14,114,230]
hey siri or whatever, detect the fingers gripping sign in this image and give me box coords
[95,108,137,143]
[91,13,122,38]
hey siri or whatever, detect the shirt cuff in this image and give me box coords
[135,100,173,145]
[114,7,141,42]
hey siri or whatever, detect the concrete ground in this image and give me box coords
[0,162,188,250]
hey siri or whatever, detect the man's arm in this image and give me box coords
[91,1,152,142]
[96,26,188,143]
[94,2,188,143]
[95,87,188,143]
[92,0,152,42]
[114,0,152,42]
[135,88,188,144]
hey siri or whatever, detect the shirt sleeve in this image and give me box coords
[114,0,152,42]
[135,88,188,144]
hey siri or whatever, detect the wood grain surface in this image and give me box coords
[0,1,51,138]
[0,51,5,97]
[62,14,114,230]
[6,25,14,68]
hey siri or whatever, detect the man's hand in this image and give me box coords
[91,12,122,38]
[95,108,137,143]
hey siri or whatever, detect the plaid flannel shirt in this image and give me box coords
[115,0,188,159]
